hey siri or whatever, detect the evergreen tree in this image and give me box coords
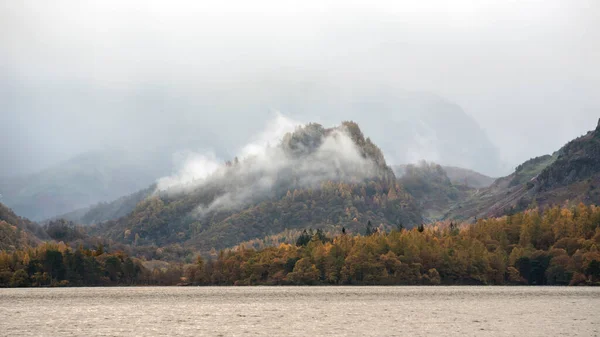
[365,221,374,236]
[296,230,312,246]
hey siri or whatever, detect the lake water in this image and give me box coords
[1,287,599,336]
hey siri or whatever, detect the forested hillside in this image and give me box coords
[55,186,155,225]
[2,204,599,287]
[394,164,495,189]
[90,122,422,252]
[0,203,48,250]
[3,120,600,287]
[45,119,600,254]
[396,162,470,221]
[185,204,600,286]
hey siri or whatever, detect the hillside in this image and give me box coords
[441,166,496,188]
[54,186,156,225]
[184,204,600,286]
[4,204,600,287]
[90,122,423,252]
[444,119,600,220]
[396,162,471,221]
[0,149,169,221]
[0,203,48,250]
[394,163,495,188]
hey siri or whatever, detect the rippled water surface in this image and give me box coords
[1,287,599,336]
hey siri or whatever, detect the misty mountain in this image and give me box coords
[441,166,496,189]
[90,121,422,251]
[342,92,504,176]
[0,149,170,221]
[258,85,504,176]
[54,186,156,225]
[444,119,600,220]
[395,162,473,222]
[391,162,495,220]
[394,163,495,189]
[1,89,503,221]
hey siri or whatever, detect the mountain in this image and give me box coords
[444,119,600,220]
[2,87,505,222]
[0,202,48,250]
[441,166,496,188]
[340,92,503,176]
[90,122,423,252]
[54,186,156,225]
[394,163,495,189]
[392,162,495,221]
[395,162,473,221]
[0,149,169,221]
[537,120,600,189]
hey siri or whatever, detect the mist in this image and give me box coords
[2,0,599,178]
[156,115,381,217]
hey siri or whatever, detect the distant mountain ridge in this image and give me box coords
[348,92,503,176]
[395,162,469,222]
[53,186,156,225]
[443,118,600,220]
[394,163,495,189]
[0,91,507,221]
[0,149,169,221]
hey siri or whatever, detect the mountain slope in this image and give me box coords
[441,166,496,188]
[346,92,503,176]
[0,203,48,250]
[537,119,600,188]
[444,119,600,220]
[394,164,495,189]
[0,149,169,220]
[395,162,471,221]
[90,122,423,251]
[54,186,155,225]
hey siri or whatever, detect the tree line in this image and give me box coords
[1,204,599,287]
[0,242,182,287]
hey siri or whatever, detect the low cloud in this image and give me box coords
[155,114,379,217]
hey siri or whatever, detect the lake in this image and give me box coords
[1,287,599,336]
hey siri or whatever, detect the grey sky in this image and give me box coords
[1,0,599,177]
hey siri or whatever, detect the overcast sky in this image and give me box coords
[1,0,599,177]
